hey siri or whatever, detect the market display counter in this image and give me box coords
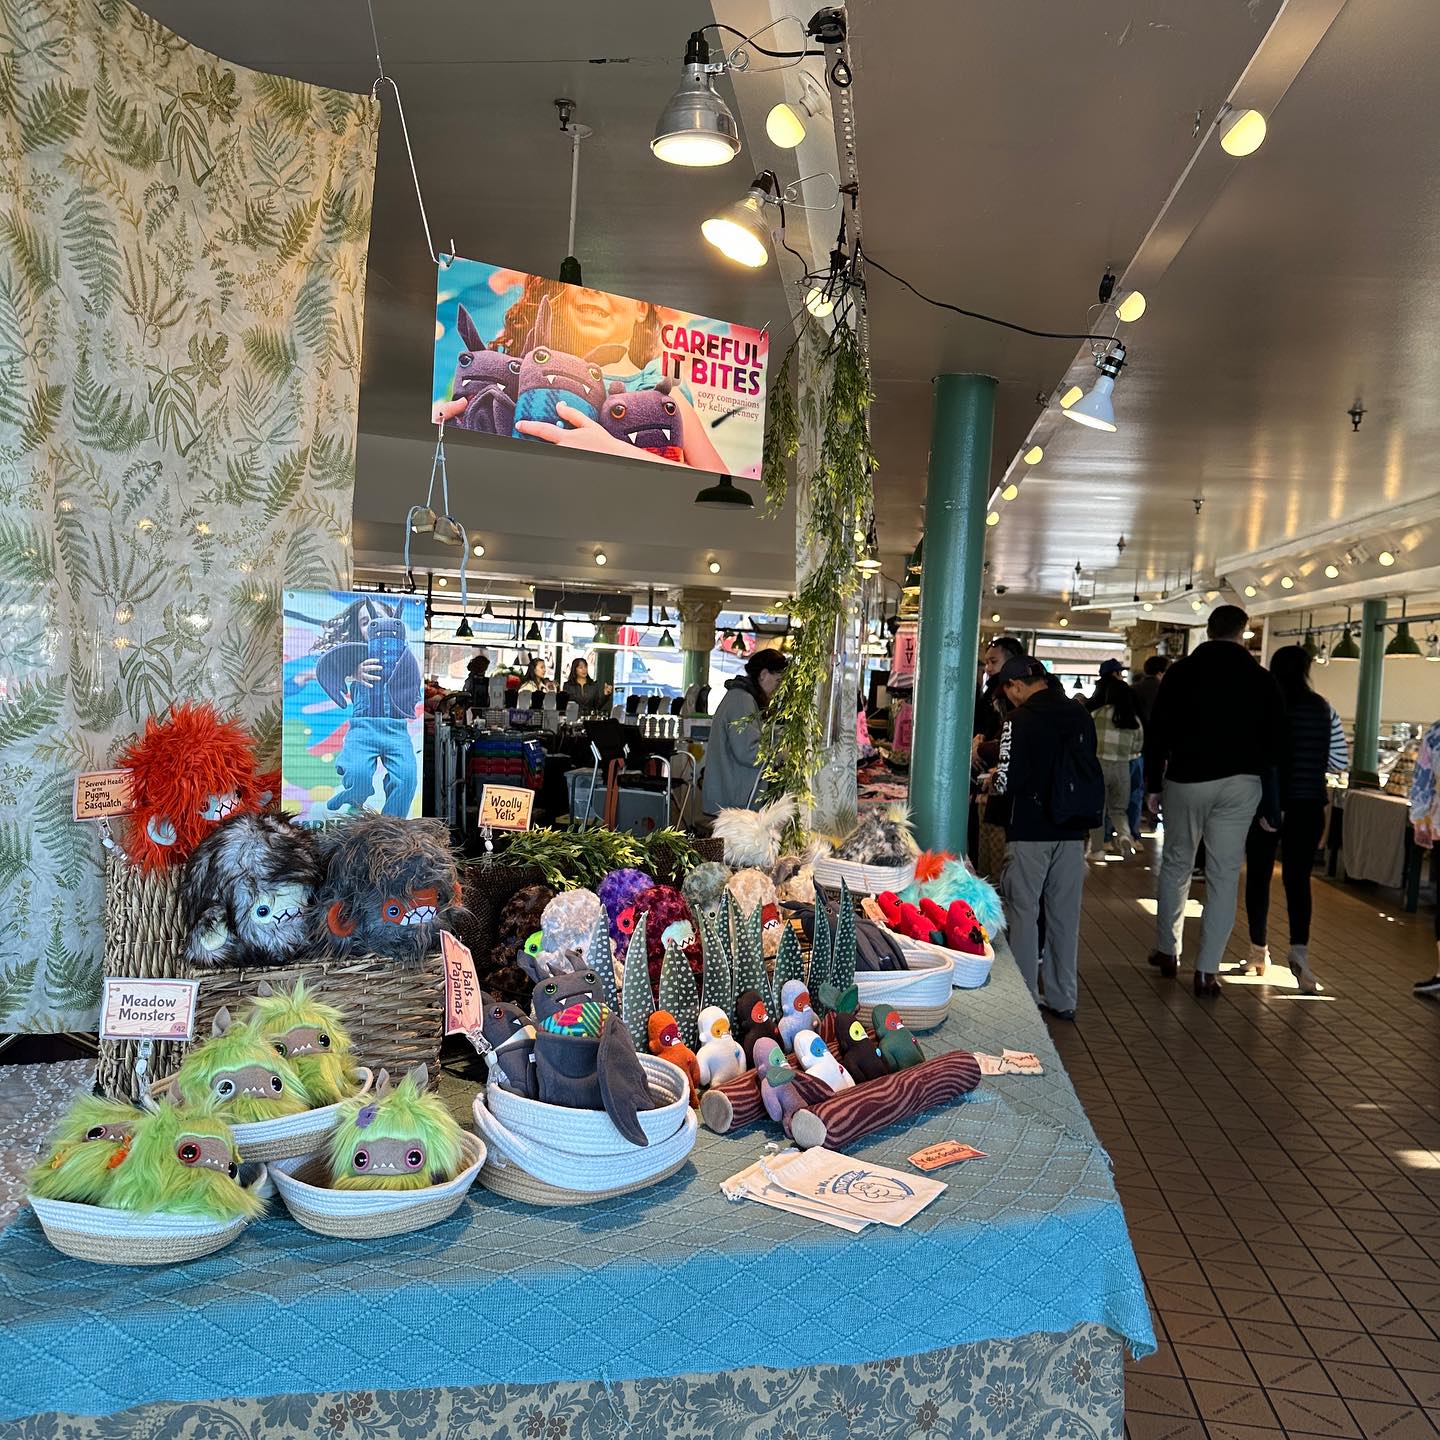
[1337,787,1426,908]
[0,945,1152,1437]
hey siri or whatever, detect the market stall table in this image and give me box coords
[1338,786,1425,908]
[0,944,1152,1438]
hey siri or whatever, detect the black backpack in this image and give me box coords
[1050,725,1105,830]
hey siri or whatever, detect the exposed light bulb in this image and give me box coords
[1142,602,1153,612]
[990,612,1001,623]
[1059,385,1083,409]
[1219,107,1267,157]
[1001,484,1019,502]
[437,576,448,588]
[765,102,806,149]
[1023,445,1043,465]
[985,510,1000,526]
[1378,549,1396,566]
[1058,617,1069,628]
[804,285,835,317]
[1323,563,1339,579]
[1243,584,1258,598]
[1243,628,1256,640]
[1192,599,1204,612]
[1114,290,1147,323]
[708,558,721,574]
[594,550,608,566]
[1279,575,1295,589]
[472,542,486,558]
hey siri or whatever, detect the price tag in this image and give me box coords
[909,1141,987,1171]
[73,770,134,821]
[442,930,482,1035]
[478,784,534,832]
[99,978,199,1041]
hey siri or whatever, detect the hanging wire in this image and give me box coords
[366,0,443,265]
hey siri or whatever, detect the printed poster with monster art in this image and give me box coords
[432,258,769,479]
[281,592,426,825]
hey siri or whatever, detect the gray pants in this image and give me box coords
[1156,775,1262,974]
[1090,758,1135,852]
[1002,838,1086,1014]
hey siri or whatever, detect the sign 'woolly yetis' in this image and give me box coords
[329,1065,465,1191]
[170,1007,312,1122]
[247,979,359,1106]
[181,813,323,970]
[313,814,464,965]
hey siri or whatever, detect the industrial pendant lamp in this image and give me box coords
[481,598,495,620]
[525,619,543,643]
[658,627,676,649]
[694,474,755,510]
[1302,620,1319,659]
[1064,343,1127,432]
[1330,609,1360,661]
[1385,599,1423,657]
[652,31,741,167]
[702,170,780,268]
[855,517,882,573]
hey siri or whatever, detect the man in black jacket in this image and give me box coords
[989,655,1099,1020]
[1145,606,1284,997]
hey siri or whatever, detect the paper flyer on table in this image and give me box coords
[765,1148,947,1228]
[722,1152,868,1232]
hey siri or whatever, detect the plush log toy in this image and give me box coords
[170,1007,312,1121]
[329,1065,465,1191]
[247,979,358,1106]
[647,1010,700,1106]
[105,1098,261,1220]
[26,1095,141,1205]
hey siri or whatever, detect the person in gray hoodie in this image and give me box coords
[701,649,788,815]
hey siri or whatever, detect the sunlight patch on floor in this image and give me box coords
[1135,898,1203,919]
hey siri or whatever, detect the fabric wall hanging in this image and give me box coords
[0,0,379,1031]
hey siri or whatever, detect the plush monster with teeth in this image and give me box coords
[328,1064,465,1191]
[26,1095,143,1205]
[313,814,464,964]
[434,304,522,435]
[171,1007,312,1122]
[247,978,358,1105]
[181,813,321,970]
[598,378,685,461]
[511,343,605,434]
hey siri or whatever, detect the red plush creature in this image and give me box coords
[623,883,702,992]
[943,900,988,956]
[117,703,270,873]
[876,891,988,955]
[648,1010,700,1106]
[876,891,943,946]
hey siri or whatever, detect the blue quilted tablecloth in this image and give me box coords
[0,943,1153,1421]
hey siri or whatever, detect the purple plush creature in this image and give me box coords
[598,379,684,462]
[511,344,605,434]
[754,1038,805,1127]
[596,868,656,951]
[447,305,521,436]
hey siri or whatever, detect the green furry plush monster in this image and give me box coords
[106,1098,261,1222]
[328,1064,464,1191]
[247,978,358,1106]
[26,1095,141,1205]
[171,1006,312,1121]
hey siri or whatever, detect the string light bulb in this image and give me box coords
[1323,563,1340,579]
[765,102,806,148]
[1219,107,1267,157]
[1023,445,1043,465]
[1001,483,1019,502]
[985,510,1000,526]
[1114,290,1147,323]
[1378,549,1396,566]
[1279,575,1295,589]
[1243,584,1258,598]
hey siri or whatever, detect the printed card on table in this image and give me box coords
[909,1141,987,1171]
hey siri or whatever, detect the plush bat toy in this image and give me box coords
[329,1065,465,1191]
[434,304,521,434]
[247,979,358,1106]
[313,814,463,965]
[105,1098,261,1221]
[598,378,684,461]
[117,703,271,873]
[171,1007,312,1122]
[26,1095,141,1205]
[181,813,322,970]
[477,991,537,1097]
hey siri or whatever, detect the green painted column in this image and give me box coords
[682,648,708,696]
[910,373,997,854]
[1352,596,1387,787]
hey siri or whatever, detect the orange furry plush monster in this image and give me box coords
[117,703,270,872]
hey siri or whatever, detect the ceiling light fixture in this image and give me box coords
[1059,385,1083,409]
[985,510,1000,527]
[481,598,495,620]
[525,619,543,642]
[765,101,806,148]
[455,614,473,639]
[1243,584,1257,598]
[1142,602,1153,612]
[1279,575,1295,589]
[1063,342,1127,432]
[990,612,1001,623]
[1331,610,1360,661]
[694,474,756,510]
[1001,483,1019,502]
[652,31,741,167]
[1386,599,1423,658]
[1378,549,1396,567]
[804,283,836,318]
[1058,617,1069,628]
[1023,445,1043,465]
[1302,628,1318,658]
[472,542,486,558]
[436,576,448,588]
[1218,106,1267,157]
[708,558,722,574]
[855,518,882,573]
[1191,599,1204,612]
[1114,290,1147,323]
[658,627,676,650]
[594,549,608,566]
[1324,563,1340,579]
[702,170,780,268]
[1243,628,1256,640]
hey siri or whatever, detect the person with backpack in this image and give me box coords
[987,654,1102,1021]
[1145,605,1285,997]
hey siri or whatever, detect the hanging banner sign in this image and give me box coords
[432,257,768,481]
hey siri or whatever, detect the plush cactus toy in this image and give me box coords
[106,1098,260,1221]
[329,1065,465,1191]
[656,938,701,1049]
[171,1007,312,1121]
[247,978,357,1106]
[771,926,805,1020]
[583,910,620,1011]
[26,1095,141,1205]
[730,903,767,1018]
[620,912,655,1038]
[700,911,734,1018]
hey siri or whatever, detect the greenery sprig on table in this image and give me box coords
[491,824,700,890]
[758,311,877,831]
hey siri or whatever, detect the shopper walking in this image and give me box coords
[988,655,1102,1021]
[701,648,787,815]
[1129,654,1170,836]
[1240,645,1346,993]
[1145,605,1284,997]
[1410,713,1440,999]
[1088,673,1144,860]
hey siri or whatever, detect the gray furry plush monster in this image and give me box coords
[181,812,322,969]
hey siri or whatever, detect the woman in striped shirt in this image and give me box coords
[1087,675,1145,860]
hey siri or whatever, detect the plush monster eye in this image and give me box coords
[177,1141,201,1165]
[254,903,271,920]
[269,1074,284,1093]
[317,1033,330,1049]
[227,1161,238,1180]
[405,1148,424,1170]
[543,982,557,997]
[273,1041,287,1056]
[582,971,597,985]
[353,1148,370,1171]
[751,1002,766,1023]
[848,1022,866,1042]
[533,348,550,364]
[588,365,602,383]
[491,1006,505,1019]
[616,906,636,936]
[508,359,521,375]
[85,1125,106,1140]
[609,403,627,420]
[458,352,474,367]
[384,900,404,922]
[216,1078,235,1098]
[662,399,677,415]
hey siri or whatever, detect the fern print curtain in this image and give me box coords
[0,0,378,1031]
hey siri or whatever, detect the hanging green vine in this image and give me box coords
[758,312,876,828]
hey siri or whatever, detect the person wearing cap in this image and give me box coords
[701,648,789,815]
[1086,657,1125,711]
[987,654,1101,1022]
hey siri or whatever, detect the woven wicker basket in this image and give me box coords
[150,1068,374,1163]
[29,1167,267,1264]
[472,1055,696,1206]
[812,855,917,895]
[270,1132,486,1238]
[459,860,546,958]
[853,952,955,1030]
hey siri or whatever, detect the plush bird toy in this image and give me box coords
[776,979,817,1050]
[695,1005,747,1087]
[753,1038,806,1128]
[25,1095,141,1205]
[247,979,358,1106]
[825,984,889,1083]
[329,1065,465,1191]
[647,1010,700,1106]
[873,1004,925,1072]
[170,1007,312,1122]
[735,988,782,1067]
[792,1029,855,1092]
[105,1098,261,1221]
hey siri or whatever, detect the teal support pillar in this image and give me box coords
[1352,596,1387,787]
[682,649,708,696]
[910,373,997,854]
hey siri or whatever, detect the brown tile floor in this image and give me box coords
[1045,839,1440,1440]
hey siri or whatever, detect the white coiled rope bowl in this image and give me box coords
[853,947,956,1029]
